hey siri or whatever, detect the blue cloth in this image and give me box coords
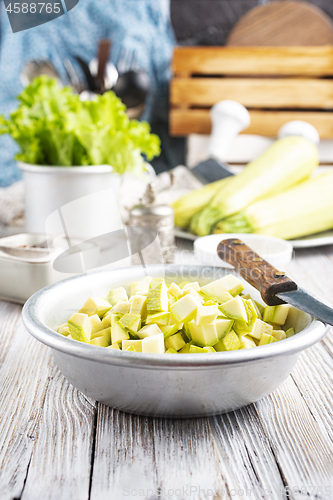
[0,0,176,186]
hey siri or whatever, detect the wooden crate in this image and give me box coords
[170,46,333,138]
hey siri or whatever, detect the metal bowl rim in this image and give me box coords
[22,264,330,370]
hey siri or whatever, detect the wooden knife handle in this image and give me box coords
[217,238,298,306]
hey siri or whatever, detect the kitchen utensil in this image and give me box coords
[218,238,333,326]
[75,56,97,92]
[88,59,118,92]
[227,1,333,46]
[194,234,292,270]
[0,233,93,304]
[112,69,150,109]
[129,184,175,264]
[20,60,61,87]
[97,39,111,92]
[188,101,250,184]
[22,264,329,417]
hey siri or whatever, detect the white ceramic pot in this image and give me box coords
[18,162,121,233]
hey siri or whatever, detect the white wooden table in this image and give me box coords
[1,230,333,500]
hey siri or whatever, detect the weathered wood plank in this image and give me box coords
[21,367,96,500]
[173,46,333,77]
[254,376,333,499]
[210,406,286,500]
[0,319,52,500]
[90,407,231,500]
[170,108,333,138]
[170,77,333,108]
[0,300,21,366]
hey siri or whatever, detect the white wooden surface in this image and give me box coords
[0,228,333,500]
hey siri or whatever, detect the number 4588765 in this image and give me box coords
[5,3,61,14]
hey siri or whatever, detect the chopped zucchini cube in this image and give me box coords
[90,314,105,335]
[107,343,120,350]
[214,330,241,351]
[107,287,128,306]
[200,274,244,302]
[271,330,286,341]
[195,305,220,325]
[165,348,178,354]
[159,324,180,339]
[179,342,193,353]
[285,327,295,338]
[67,313,92,343]
[189,345,211,354]
[146,311,171,326]
[58,323,70,336]
[239,335,257,349]
[129,295,147,317]
[170,294,200,323]
[79,296,111,318]
[249,318,273,340]
[122,339,143,352]
[215,318,234,340]
[187,322,218,347]
[168,282,182,299]
[219,296,248,322]
[233,298,258,335]
[91,327,111,343]
[142,333,165,354]
[147,278,169,313]
[263,304,290,325]
[164,332,186,351]
[111,321,130,344]
[258,334,278,346]
[111,300,130,315]
[137,324,162,339]
[136,276,152,296]
[90,334,111,347]
[119,313,141,334]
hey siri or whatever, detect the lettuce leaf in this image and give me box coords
[0,75,160,172]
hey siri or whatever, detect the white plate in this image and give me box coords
[193,233,293,270]
[175,228,333,249]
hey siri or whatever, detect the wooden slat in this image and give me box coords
[173,46,333,77]
[21,368,96,500]
[90,407,231,500]
[171,77,333,108]
[170,108,333,137]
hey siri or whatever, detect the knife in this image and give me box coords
[217,238,333,326]
[187,100,250,184]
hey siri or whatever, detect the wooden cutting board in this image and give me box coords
[227,1,333,46]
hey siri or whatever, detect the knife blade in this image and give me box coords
[217,238,333,326]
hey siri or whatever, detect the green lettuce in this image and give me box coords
[0,75,160,173]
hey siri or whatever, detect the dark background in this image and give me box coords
[171,0,333,45]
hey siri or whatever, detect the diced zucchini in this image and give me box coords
[285,327,295,338]
[125,346,136,352]
[79,296,111,318]
[135,276,152,296]
[195,305,220,325]
[249,318,273,340]
[239,335,257,349]
[142,333,165,353]
[90,314,105,335]
[137,324,162,339]
[107,287,128,306]
[146,311,171,326]
[271,330,286,341]
[147,278,169,313]
[107,342,120,350]
[129,295,147,317]
[129,282,139,296]
[168,282,182,299]
[165,348,178,354]
[200,275,244,301]
[159,324,180,339]
[182,282,200,293]
[179,342,193,353]
[189,345,211,354]
[187,322,218,347]
[58,323,70,336]
[111,300,130,315]
[258,334,278,346]
[90,335,111,347]
[111,321,130,344]
[263,304,290,325]
[122,339,143,352]
[164,332,186,351]
[67,313,92,343]
[91,327,111,343]
[215,318,234,340]
[219,296,247,322]
[170,294,200,323]
[233,298,258,335]
[214,330,241,351]
[119,313,141,334]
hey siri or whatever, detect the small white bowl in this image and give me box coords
[194,233,293,270]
